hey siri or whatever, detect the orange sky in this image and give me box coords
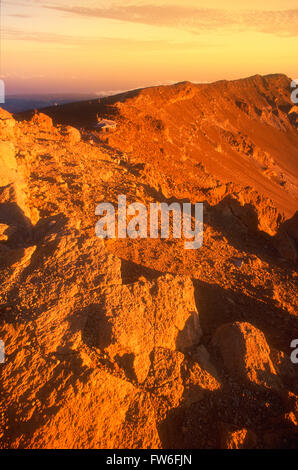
[2,0,298,94]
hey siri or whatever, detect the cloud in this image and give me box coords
[42,4,298,37]
[7,14,31,18]
[3,28,220,49]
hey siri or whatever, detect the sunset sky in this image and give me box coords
[2,0,298,95]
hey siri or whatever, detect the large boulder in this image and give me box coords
[212,322,281,390]
[85,274,201,383]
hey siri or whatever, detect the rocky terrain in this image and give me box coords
[0,73,297,449]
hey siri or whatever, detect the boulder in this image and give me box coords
[60,125,81,143]
[30,112,53,130]
[86,274,201,383]
[212,321,281,390]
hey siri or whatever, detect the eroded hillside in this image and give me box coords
[0,74,298,449]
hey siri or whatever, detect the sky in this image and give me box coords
[1,0,298,95]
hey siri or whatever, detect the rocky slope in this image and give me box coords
[0,74,298,449]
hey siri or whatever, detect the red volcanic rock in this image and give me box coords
[30,112,53,129]
[220,426,257,449]
[28,368,162,449]
[145,348,185,407]
[0,108,15,127]
[0,108,14,120]
[274,211,298,262]
[0,142,17,187]
[96,274,201,383]
[0,223,9,242]
[212,322,281,390]
[0,108,15,139]
[59,125,81,143]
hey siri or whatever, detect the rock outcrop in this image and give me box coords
[212,322,281,390]
[30,112,53,130]
[0,141,17,188]
[93,274,201,383]
[59,125,81,143]
[220,426,257,449]
[274,211,298,262]
[0,109,15,139]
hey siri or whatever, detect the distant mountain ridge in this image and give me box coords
[3,93,98,113]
